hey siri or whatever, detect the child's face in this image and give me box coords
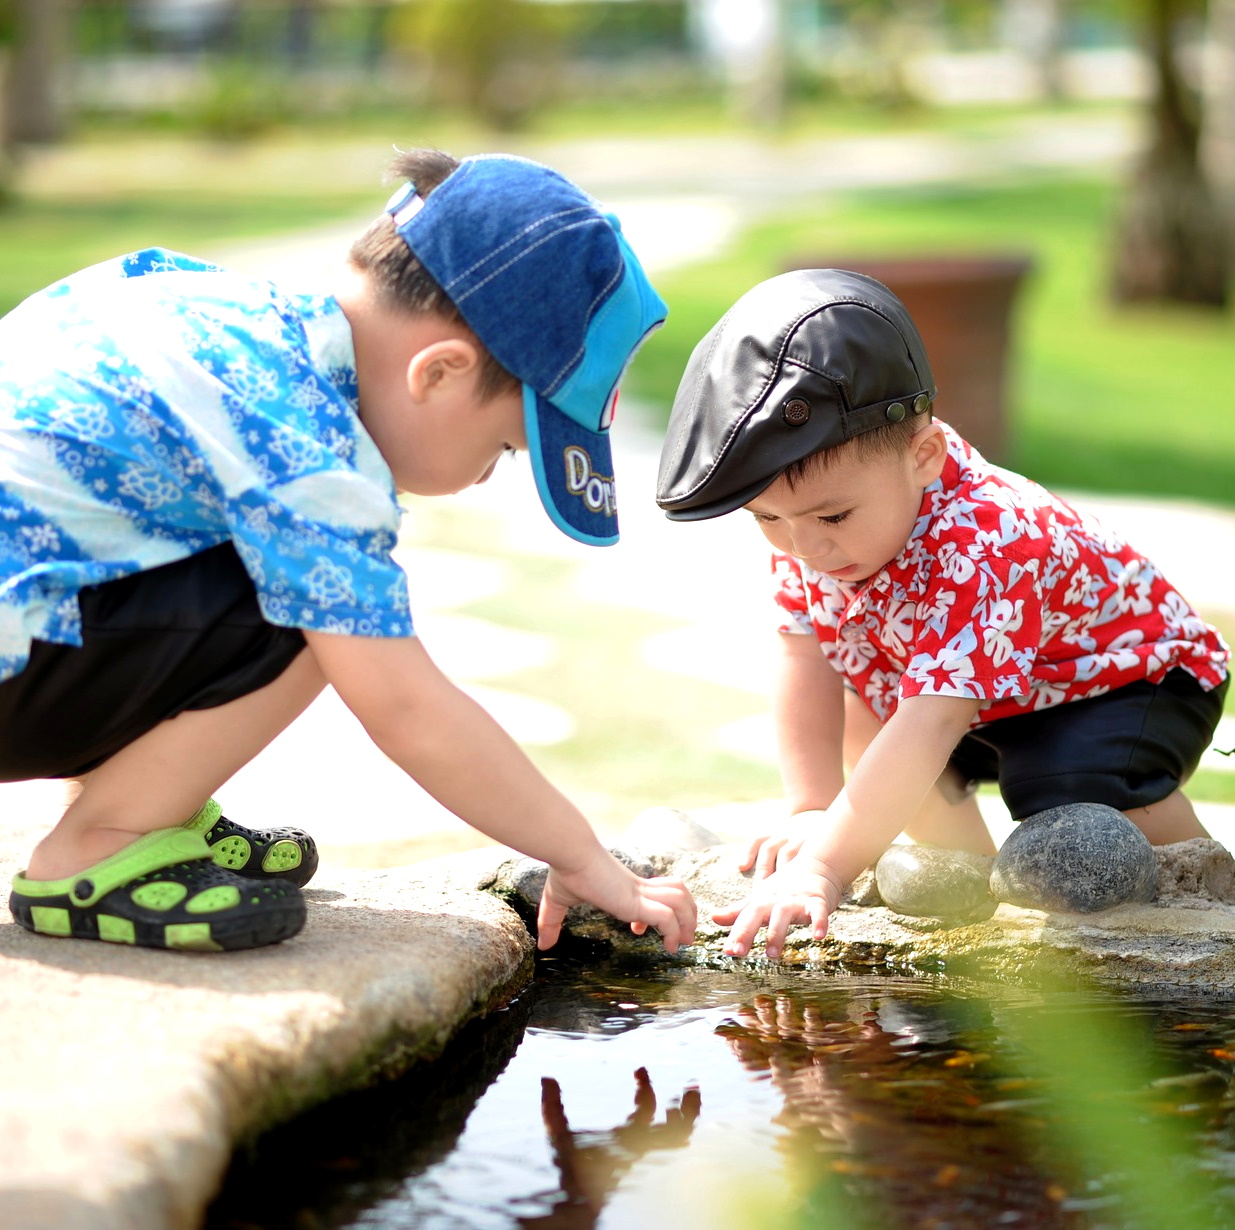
[744,427,945,584]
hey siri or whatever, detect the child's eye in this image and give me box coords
[818,511,851,526]
[749,512,776,524]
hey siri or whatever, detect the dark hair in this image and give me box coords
[348,148,520,403]
[779,410,931,492]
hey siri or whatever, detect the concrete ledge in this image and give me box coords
[0,834,533,1230]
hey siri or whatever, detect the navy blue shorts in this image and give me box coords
[0,544,306,781]
[950,669,1229,819]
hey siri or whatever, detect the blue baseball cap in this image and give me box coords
[385,154,668,546]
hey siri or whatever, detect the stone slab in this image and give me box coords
[467,836,1235,995]
[0,827,532,1230]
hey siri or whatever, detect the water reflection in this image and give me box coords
[718,990,1081,1228]
[208,963,1235,1230]
[520,1068,701,1228]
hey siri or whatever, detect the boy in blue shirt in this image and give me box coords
[0,149,697,954]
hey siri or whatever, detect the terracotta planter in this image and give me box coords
[784,255,1034,461]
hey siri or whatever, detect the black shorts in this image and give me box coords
[0,543,306,781]
[949,668,1229,819]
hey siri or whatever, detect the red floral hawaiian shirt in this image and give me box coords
[773,424,1230,725]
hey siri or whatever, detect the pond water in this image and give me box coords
[208,957,1235,1230]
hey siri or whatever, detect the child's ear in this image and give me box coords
[406,338,480,403]
[910,422,948,486]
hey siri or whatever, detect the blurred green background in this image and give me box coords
[2,0,1233,823]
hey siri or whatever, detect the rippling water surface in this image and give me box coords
[209,958,1235,1230]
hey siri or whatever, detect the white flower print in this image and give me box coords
[304,557,356,608]
[116,464,181,511]
[20,523,60,553]
[267,424,323,477]
[225,357,280,404]
[981,597,1025,669]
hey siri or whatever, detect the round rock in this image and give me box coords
[874,845,996,922]
[623,807,722,859]
[990,803,1157,913]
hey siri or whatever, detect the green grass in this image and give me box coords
[0,188,379,317]
[627,176,1235,508]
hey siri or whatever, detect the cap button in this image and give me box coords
[783,399,811,426]
[913,394,931,415]
[885,402,906,423]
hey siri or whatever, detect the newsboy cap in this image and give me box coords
[656,268,936,520]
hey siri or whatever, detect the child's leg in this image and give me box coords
[1123,789,1208,844]
[843,692,996,856]
[25,647,324,880]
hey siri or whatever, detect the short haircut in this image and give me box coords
[779,410,931,492]
[348,148,520,403]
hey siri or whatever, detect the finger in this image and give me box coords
[645,877,698,942]
[536,894,566,951]
[755,838,786,881]
[632,898,681,954]
[711,896,748,927]
[630,920,648,935]
[776,840,801,873]
[723,905,768,958]
[682,1086,702,1122]
[809,896,831,941]
[738,833,769,873]
[540,1077,569,1134]
[631,1067,656,1123]
[764,899,805,961]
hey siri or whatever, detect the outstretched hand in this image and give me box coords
[713,850,845,960]
[537,848,697,954]
[737,810,827,880]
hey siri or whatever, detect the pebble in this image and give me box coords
[874,844,997,922]
[989,803,1157,913]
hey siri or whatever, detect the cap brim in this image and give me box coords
[660,472,779,521]
[524,385,620,546]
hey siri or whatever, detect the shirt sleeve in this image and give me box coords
[900,538,1045,703]
[771,551,814,635]
[229,482,411,638]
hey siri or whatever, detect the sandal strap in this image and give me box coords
[181,798,224,834]
[13,829,214,908]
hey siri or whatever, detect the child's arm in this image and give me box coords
[715,692,981,959]
[304,630,698,953]
[740,631,847,878]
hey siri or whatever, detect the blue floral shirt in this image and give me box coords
[0,248,412,684]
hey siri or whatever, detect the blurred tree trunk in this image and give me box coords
[1000,0,1066,100]
[4,0,71,144]
[1110,0,1229,307]
[1202,0,1235,223]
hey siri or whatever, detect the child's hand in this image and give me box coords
[738,809,827,880]
[712,851,845,960]
[537,848,698,954]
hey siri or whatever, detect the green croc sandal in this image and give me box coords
[183,799,319,888]
[8,828,305,952]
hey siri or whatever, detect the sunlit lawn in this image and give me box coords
[628,175,1235,508]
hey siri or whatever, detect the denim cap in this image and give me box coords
[386,155,668,546]
[656,268,936,521]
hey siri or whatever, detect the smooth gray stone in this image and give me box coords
[990,803,1157,913]
[874,844,997,921]
[623,807,722,863]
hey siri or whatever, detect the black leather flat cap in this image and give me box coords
[656,268,936,520]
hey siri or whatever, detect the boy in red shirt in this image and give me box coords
[656,269,1230,959]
